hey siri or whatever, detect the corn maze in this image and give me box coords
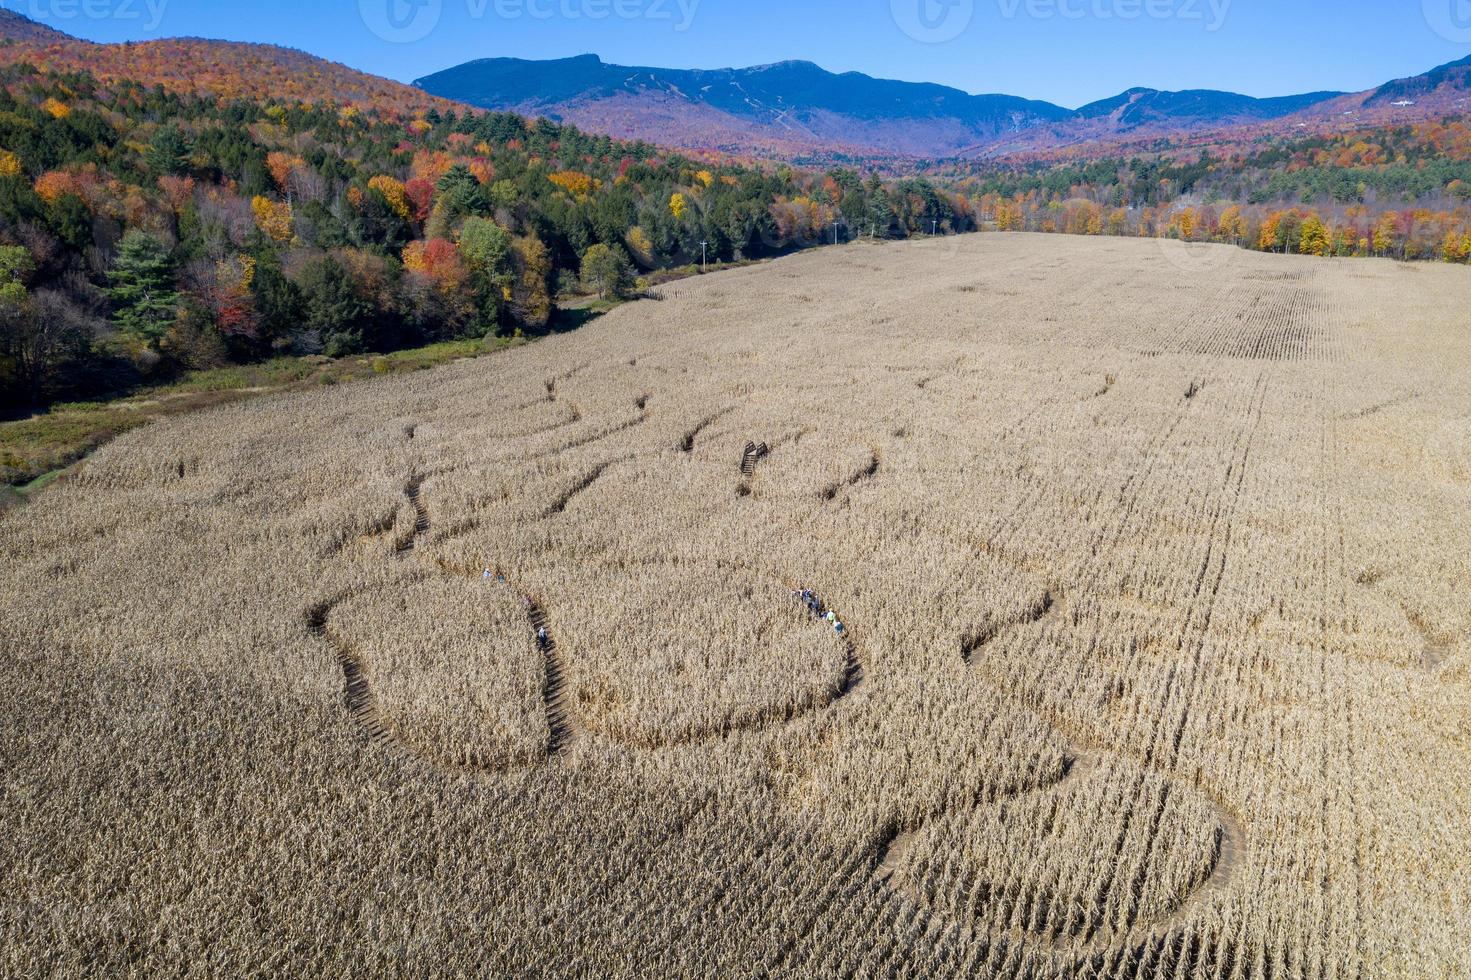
[2,233,1469,976]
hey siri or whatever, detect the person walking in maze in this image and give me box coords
[537,626,549,649]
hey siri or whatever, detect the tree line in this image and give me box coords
[936,120,1471,261]
[0,64,975,414]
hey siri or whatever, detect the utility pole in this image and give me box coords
[932,219,938,236]
[699,241,708,273]
[832,221,840,245]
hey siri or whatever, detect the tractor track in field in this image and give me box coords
[873,378,1262,958]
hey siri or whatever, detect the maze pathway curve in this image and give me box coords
[871,582,1246,958]
[306,399,1247,962]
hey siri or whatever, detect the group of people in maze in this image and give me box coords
[794,589,845,635]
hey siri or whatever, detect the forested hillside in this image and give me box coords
[940,120,1471,259]
[0,61,972,419]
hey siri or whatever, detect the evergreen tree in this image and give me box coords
[250,259,303,352]
[297,256,370,357]
[47,193,92,251]
[107,230,178,344]
[146,124,192,177]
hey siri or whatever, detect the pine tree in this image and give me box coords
[107,230,178,344]
[298,256,370,357]
[146,125,192,177]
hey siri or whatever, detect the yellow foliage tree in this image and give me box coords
[548,170,595,198]
[1299,215,1330,257]
[368,175,411,221]
[1444,231,1471,263]
[0,151,22,179]
[41,98,70,119]
[1258,212,1283,252]
[1174,208,1197,241]
[251,195,294,242]
[1218,206,1245,243]
[624,226,654,267]
[1373,214,1398,257]
[402,240,430,274]
[670,192,688,221]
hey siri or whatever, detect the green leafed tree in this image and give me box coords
[0,246,94,409]
[580,243,634,301]
[107,230,179,345]
[458,217,515,333]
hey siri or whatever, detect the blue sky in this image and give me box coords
[8,0,1471,108]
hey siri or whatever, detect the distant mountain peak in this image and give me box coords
[414,54,1387,160]
[416,56,1074,158]
[750,59,822,71]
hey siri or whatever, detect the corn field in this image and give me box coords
[2,232,1468,977]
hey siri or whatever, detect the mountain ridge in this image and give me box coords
[416,52,1471,161]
